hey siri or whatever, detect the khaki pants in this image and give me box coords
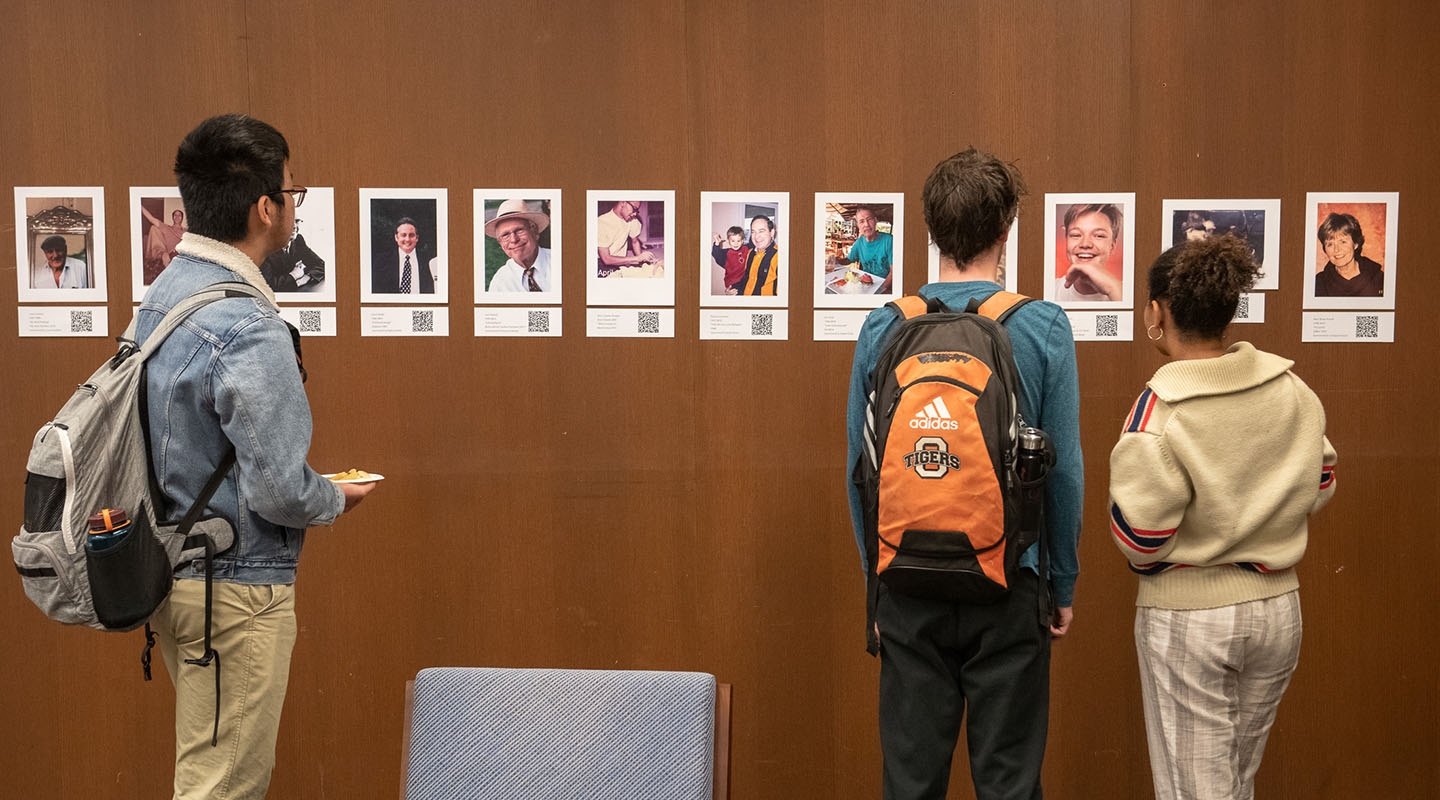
[153,579,298,800]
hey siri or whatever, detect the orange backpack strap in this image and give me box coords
[888,295,930,320]
[974,291,1032,324]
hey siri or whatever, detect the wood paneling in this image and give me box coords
[2,1,1436,797]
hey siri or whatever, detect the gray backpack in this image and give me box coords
[13,283,268,621]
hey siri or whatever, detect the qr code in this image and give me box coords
[1095,314,1119,337]
[297,310,322,333]
[637,311,660,334]
[1355,315,1379,339]
[750,313,774,336]
[1234,295,1250,320]
[69,310,93,333]
[528,310,550,333]
[411,310,435,333]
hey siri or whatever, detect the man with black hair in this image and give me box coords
[373,215,436,294]
[736,214,780,296]
[135,113,374,799]
[846,148,1083,800]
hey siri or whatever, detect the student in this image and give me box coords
[138,114,376,799]
[846,148,1082,800]
[1110,235,1338,800]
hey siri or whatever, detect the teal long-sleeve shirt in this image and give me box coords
[845,281,1084,607]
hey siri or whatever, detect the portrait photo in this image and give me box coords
[1161,199,1280,291]
[586,190,675,307]
[15,186,106,303]
[360,188,449,304]
[699,191,788,308]
[928,222,1018,292]
[1303,191,1399,310]
[814,192,904,310]
[129,186,186,300]
[261,187,336,303]
[1044,192,1135,309]
[475,189,562,304]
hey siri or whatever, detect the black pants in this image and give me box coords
[877,571,1051,800]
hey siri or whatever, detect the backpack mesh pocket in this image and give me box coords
[85,513,172,631]
[23,472,65,533]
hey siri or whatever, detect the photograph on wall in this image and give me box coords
[15,187,106,304]
[586,190,675,308]
[1161,199,1280,292]
[262,186,336,303]
[698,192,788,309]
[360,188,449,304]
[928,222,1018,292]
[129,186,186,300]
[1044,192,1135,310]
[1302,191,1398,311]
[814,193,903,310]
[475,189,562,304]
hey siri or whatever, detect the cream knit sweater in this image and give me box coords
[1109,342,1337,609]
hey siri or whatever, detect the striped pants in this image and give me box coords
[1135,591,1302,800]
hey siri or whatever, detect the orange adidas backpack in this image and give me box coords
[854,291,1047,650]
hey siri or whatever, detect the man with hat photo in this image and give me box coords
[486,198,553,293]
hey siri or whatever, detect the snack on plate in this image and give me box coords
[329,468,374,482]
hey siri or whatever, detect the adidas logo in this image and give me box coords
[909,397,959,430]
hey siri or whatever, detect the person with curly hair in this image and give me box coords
[1109,236,1338,800]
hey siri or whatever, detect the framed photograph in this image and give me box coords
[129,186,185,301]
[814,193,904,309]
[360,189,449,304]
[474,189,562,304]
[1044,192,1134,309]
[586,191,675,307]
[1161,199,1280,291]
[927,222,1018,292]
[1302,191,1398,310]
[15,187,106,303]
[263,187,336,303]
[698,191,789,308]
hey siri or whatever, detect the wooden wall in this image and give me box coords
[2,1,1436,797]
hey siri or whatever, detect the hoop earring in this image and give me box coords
[1146,324,1163,341]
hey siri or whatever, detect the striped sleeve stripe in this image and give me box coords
[1110,503,1175,554]
[1129,561,1178,575]
[1319,467,1335,490]
[1237,562,1278,574]
[1124,389,1157,433]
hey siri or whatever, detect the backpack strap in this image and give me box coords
[135,281,268,362]
[966,290,1032,324]
[887,295,931,320]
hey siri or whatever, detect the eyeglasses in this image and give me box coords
[267,186,308,208]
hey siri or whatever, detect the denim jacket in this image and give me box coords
[135,235,343,585]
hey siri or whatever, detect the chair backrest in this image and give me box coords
[402,667,729,800]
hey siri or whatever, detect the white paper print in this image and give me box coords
[276,306,337,337]
[1161,199,1281,292]
[699,309,788,340]
[1064,310,1135,341]
[586,307,675,338]
[18,306,110,337]
[474,306,563,337]
[1301,311,1394,342]
[813,309,872,341]
[360,306,450,336]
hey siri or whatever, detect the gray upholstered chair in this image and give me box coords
[400,667,731,800]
